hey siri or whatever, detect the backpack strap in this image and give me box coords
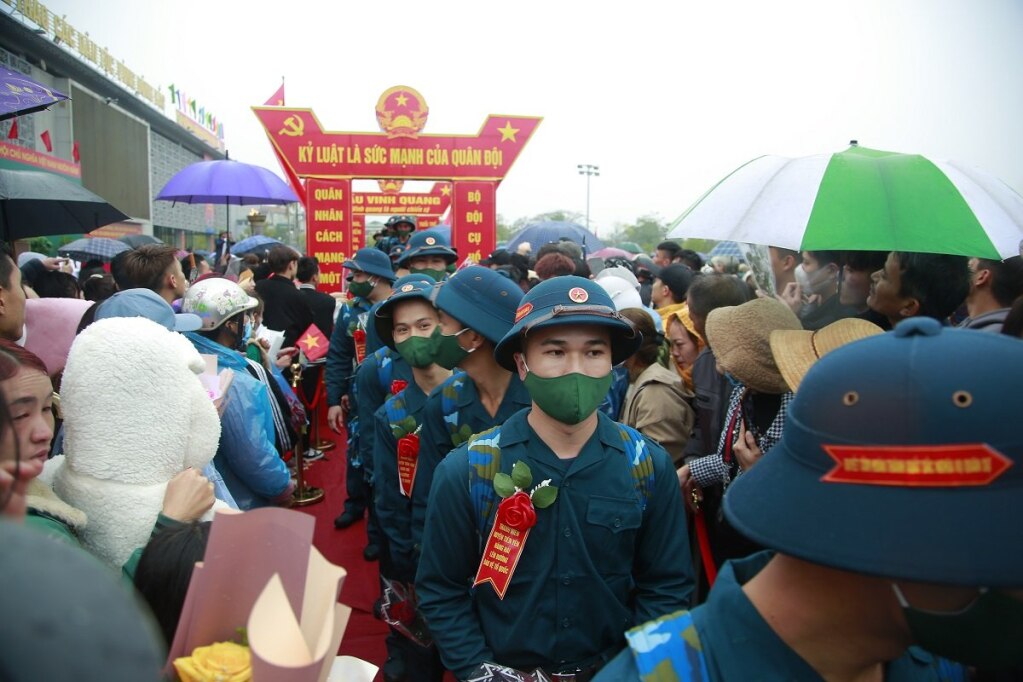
[375,348,395,392]
[614,422,656,513]
[438,374,474,448]
[467,422,656,531]
[384,391,410,435]
[466,426,503,532]
[625,609,709,682]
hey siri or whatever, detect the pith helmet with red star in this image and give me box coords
[494,275,641,371]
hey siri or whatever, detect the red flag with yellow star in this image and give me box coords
[296,323,328,362]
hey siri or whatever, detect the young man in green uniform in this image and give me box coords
[327,248,396,537]
[601,318,1023,680]
[372,278,451,682]
[398,230,458,282]
[417,276,694,681]
[411,266,532,555]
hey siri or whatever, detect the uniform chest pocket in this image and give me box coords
[586,496,643,532]
[585,496,643,576]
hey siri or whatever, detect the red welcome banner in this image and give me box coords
[452,181,496,265]
[0,140,81,178]
[354,181,452,217]
[254,86,539,266]
[305,179,352,293]
[253,106,540,180]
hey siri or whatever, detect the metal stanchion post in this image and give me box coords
[310,364,335,452]
[290,357,324,506]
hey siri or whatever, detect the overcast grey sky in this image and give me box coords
[39,0,1023,236]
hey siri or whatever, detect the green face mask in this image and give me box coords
[523,368,612,425]
[395,327,440,368]
[433,328,473,370]
[894,584,1023,668]
[348,279,375,299]
[410,267,446,282]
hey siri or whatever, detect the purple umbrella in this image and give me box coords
[156,159,299,206]
[0,65,69,121]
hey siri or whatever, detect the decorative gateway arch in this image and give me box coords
[253,86,541,291]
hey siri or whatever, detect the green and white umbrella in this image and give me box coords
[668,144,1023,260]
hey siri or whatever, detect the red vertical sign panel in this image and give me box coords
[306,178,352,293]
[451,181,496,265]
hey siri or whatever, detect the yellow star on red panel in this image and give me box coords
[497,121,519,143]
[395,92,409,106]
[440,184,451,196]
[303,335,320,350]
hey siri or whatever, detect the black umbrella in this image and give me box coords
[0,168,129,242]
[119,233,163,248]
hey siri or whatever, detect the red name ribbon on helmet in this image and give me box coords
[821,443,1012,487]
[397,433,419,498]
[473,492,536,599]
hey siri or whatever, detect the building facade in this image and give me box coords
[1,4,230,251]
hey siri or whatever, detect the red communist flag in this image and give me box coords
[264,83,285,106]
[39,130,52,152]
[72,141,80,163]
[297,323,327,362]
[7,118,17,139]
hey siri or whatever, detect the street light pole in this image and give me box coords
[577,163,599,237]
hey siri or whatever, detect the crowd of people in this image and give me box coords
[1,214,1022,681]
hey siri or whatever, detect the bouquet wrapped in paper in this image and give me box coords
[166,508,376,682]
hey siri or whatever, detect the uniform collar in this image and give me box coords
[446,372,531,410]
[498,409,627,457]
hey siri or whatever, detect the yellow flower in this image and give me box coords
[174,641,252,682]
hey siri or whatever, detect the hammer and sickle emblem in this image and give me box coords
[278,115,305,137]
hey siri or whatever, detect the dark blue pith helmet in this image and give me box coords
[493,275,641,372]
[343,247,397,282]
[386,215,417,230]
[432,266,524,344]
[374,274,436,350]
[398,230,457,267]
[726,317,1023,587]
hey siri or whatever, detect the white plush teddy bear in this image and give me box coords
[50,316,222,569]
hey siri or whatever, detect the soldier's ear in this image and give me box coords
[513,352,528,380]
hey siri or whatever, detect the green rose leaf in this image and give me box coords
[494,473,516,498]
[511,461,532,490]
[531,485,559,509]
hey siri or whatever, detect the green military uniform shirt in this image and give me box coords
[411,373,532,554]
[416,409,694,679]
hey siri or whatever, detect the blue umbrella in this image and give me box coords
[230,235,286,257]
[118,234,163,249]
[709,240,745,260]
[58,237,130,262]
[156,160,298,206]
[505,220,605,256]
[0,65,69,121]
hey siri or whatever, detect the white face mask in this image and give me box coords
[794,264,837,297]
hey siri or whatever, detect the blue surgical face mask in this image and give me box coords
[242,319,253,345]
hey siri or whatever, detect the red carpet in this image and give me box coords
[293,418,389,677]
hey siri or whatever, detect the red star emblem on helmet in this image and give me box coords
[568,287,589,303]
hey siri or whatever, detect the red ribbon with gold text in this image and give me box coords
[397,432,419,498]
[473,492,536,599]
